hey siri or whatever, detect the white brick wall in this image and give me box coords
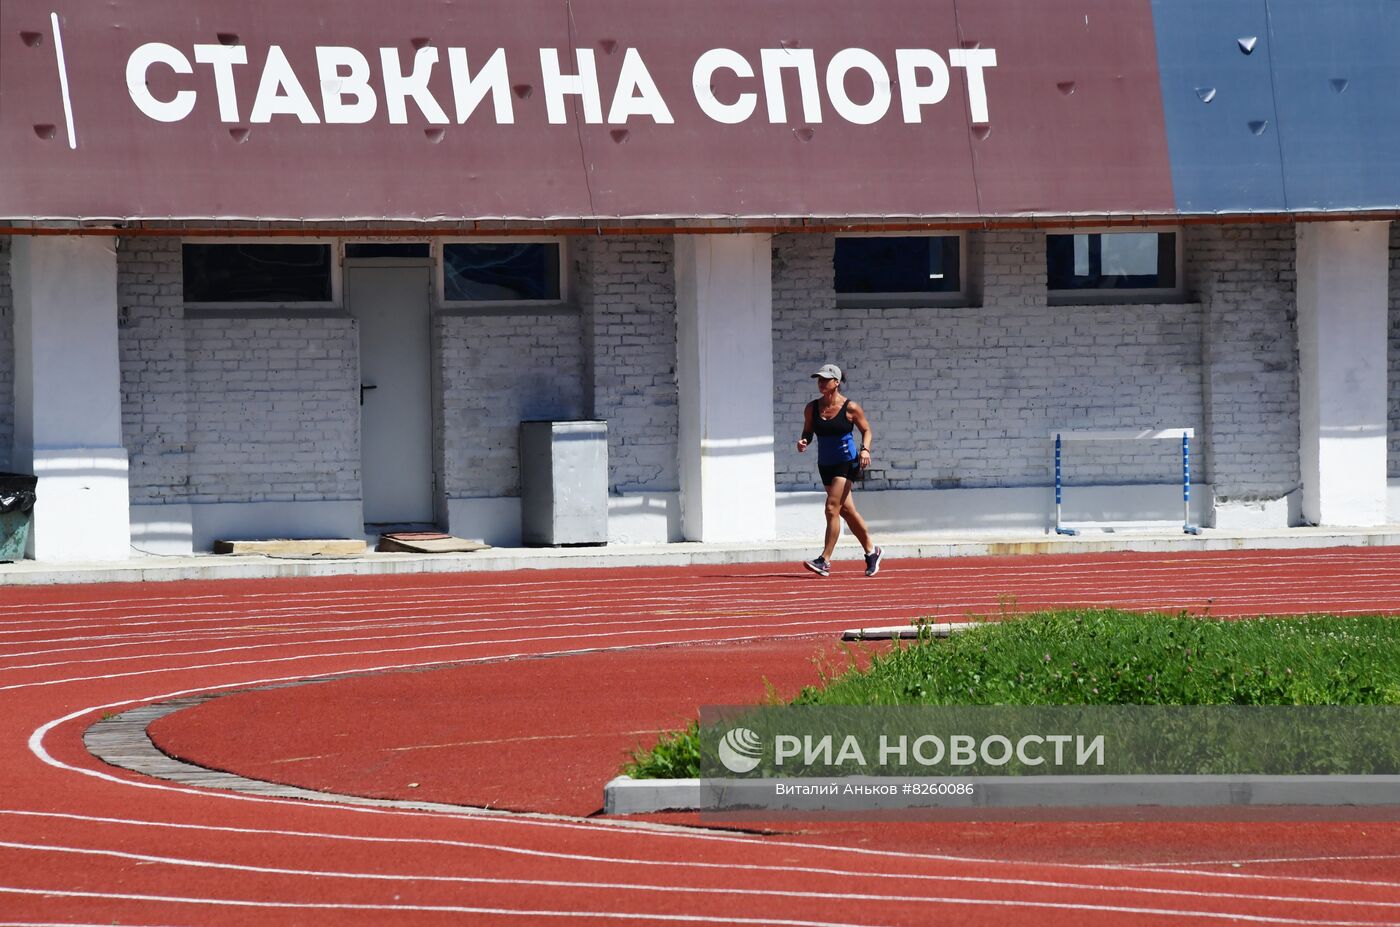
[118,237,189,504]
[184,316,360,503]
[771,232,1206,492]
[438,312,585,498]
[12,221,1387,533]
[116,241,365,508]
[0,237,11,471]
[578,236,679,493]
[1191,225,1300,500]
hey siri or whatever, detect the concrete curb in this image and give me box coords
[82,678,754,836]
[841,622,976,640]
[7,527,1400,585]
[603,774,1400,815]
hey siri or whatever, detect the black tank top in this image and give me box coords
[809,400,857,464]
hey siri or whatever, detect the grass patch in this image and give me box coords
[624,609,1400,779]
[627,720,703,781]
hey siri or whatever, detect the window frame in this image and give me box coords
[342,240,433,262]
[434,237,571,313]
[180,237,343,311]
[1045,227,1185,306]
[833,231,968,309]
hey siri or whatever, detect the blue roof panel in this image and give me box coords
[1151,0,1286,213]
[1266,0,1400,211]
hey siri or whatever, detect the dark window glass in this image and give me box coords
[834,236,961,295]
[1046,232,1177,291]
[443,242,561,302]
[183,243,332,303]
[345,242,429,259]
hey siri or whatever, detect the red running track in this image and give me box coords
[1,548,1400,926]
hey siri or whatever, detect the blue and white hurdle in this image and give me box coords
[1053,428,1201,536]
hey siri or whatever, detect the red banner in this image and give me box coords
[0,0,1174,221]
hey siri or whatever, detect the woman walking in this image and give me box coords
[797,363,882,577]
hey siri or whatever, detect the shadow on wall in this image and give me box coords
[607,491,682,544]
[129,519,195,554]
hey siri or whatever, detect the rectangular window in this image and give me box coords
[183,243,334,304]
[345,242,430,259]
[834,235,962,306]
[1046,231,1180,302]
[441,241,562,304]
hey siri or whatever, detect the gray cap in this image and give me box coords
[810,363,843,381]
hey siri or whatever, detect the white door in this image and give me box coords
[348,264,435,525]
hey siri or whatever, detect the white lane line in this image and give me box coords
[0,583,946,648]
[8,585,1400,672]
[6,571,1400,643]
[0,617,863,690]
[0,581,851,634]
[0,839,1395,911]
[2,560,1400,924]
[0,888,896,927]
[0,570,834,620]
[0,808,1161,882]
[27,587,1392,681]
[0,610,856,671]
[5,548,1397,618]
[13,565,1400,907]
[7,574,1400,658]
[6,808,1400,898]
[0,808,964,876]
[24,652,1400,895]
[1119,865,1400,891]
[1120,854,1400,869]
[0,884,1390,926]
[48,12,76,149]
[1,596,1392,659]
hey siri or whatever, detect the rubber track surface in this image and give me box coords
[3,549,1400,925]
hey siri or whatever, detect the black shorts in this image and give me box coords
[818,459,862,487]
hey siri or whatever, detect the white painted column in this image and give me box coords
[675,234,776,542]
[11,236,131,560]
[1296,221,1389,527]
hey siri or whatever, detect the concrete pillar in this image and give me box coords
[11,236,131,560]
[1296,221,1389,527]
[675,234,776,541]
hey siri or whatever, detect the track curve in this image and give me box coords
[3,550,1400,925]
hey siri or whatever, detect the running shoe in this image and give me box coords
[803,556,830,577]
[864,546,883,577]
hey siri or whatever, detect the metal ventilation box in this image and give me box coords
[519,420,609,546]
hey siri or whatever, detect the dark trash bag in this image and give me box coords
[0,473,37,515]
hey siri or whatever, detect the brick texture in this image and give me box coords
[118,237,190,503]
[437,312,585,498]
[0,222,1388,523]
[115,237,363,505]
[577,236,679,493]
[1191,225,1300,500]
[772,232,1206,492]
[184,316,360,503]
